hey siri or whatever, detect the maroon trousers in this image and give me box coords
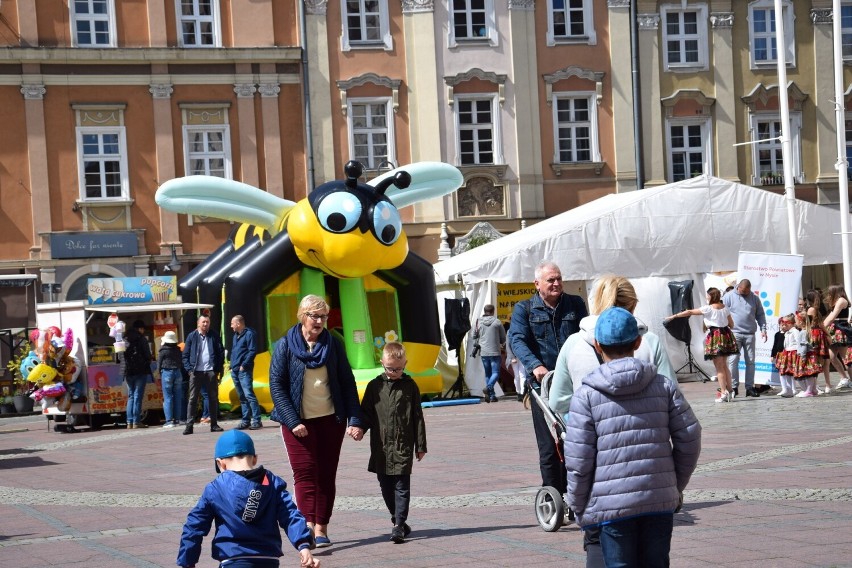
[281,414,346,525]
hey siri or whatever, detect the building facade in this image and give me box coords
[2,0,852,300]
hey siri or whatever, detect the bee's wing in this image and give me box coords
[371,162,464,210]
[155,176,295,231]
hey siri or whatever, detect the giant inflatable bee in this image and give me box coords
[155,161,463,392]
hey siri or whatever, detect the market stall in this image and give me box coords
[34,276,212,431]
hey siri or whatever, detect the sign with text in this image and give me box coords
[736,251,803,385]
[50,232,138,259]
[496,283,536,324]
[87,276,177,304]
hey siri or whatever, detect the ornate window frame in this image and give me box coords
[341,0,393,51]
[346,97,396,171]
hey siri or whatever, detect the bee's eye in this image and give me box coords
[372,202,401,245]
[316,193,362,233]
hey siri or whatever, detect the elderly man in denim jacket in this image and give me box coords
[509,261,587,498]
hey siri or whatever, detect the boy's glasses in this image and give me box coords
[305,312,329,321]
[383,365,404,373]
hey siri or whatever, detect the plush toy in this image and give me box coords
[19,351,41,381]
[27,363,58,386]
[110,320,127,353]
[40,383,66,398]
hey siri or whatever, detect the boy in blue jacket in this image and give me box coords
[177,430,319,568]
[564,307,701,567]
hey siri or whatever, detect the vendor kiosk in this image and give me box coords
[35,276,212,430]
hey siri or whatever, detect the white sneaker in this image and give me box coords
[837,379,851,389]
[710,375,718,382]
[163,422,175,428]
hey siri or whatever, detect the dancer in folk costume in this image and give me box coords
[804,290,834,394]
[773,314,798,398]
[794,311,822,397]
[823,285,852,389]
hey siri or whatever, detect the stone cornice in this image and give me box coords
[336,73,402,115]
[21,83,46,100]
[444,68,507,107]
[811,9,832,25]
[402,0,434,14]
[638,13,660,30]
[0,46,301,65]
[258,83,281,97]
[304,0,328,16]
[508,0,535,11]
[543,66,605,106]
[607,0,630,8]
[742,81,809,112]
[710,12,734,29]
[233,83,257,98]
[148,83,173,99]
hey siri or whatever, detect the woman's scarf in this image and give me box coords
[286,323,330,369]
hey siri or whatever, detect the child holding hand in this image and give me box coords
[360,342,427,544]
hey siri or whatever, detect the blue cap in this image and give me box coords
[595,307,639,346]
[214,430,256,473]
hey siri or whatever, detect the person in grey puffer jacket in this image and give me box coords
[564,307,701,567]
[475,304,506,402]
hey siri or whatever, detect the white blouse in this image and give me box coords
[700,304,730,328]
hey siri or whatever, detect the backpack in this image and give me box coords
[123,338,150,374]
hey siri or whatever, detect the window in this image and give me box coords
[661,4,708,71]
[348,98,395,170]
[455,96,502,166]
[71,0,116,47]
[546,0,595,46]
[749,113,802,185]
[552,94,600,163]
[748,0,795,68]
[184,127,231,177]
[176,0,221,47]
[842,3,852,59]
[449,0,497,47]
[341,0,392,51]
[77,128,128,200]
[666,120,711,182]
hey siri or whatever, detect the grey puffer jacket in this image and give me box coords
[564,357,701,529]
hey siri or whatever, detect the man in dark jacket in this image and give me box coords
[182,315,225,434]
[508,261,587,498]
[121,320,153,429]
[230,315,262,430]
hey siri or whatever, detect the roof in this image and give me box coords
[434,175,848,285]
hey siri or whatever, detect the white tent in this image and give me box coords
[434,175,849,393]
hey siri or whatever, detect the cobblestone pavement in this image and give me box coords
[1,377,852,567]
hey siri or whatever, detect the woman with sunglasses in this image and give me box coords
[269,294,365,548]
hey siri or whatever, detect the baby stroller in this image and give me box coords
[527,371,574,532]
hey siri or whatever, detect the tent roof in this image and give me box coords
[434,175,848,285]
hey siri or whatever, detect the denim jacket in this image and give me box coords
[508,292,587,381]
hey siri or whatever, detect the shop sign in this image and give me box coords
[87,276,177,305]
[495,283,537,324]
[50,232,138,259]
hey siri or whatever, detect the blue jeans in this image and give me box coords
[481,355,501,395]
[600,513,674,568]
[232,368,262,423]
[160,368,183,423]
[125,374,148,425]
[728,332,756,389]
[201,387,209,419]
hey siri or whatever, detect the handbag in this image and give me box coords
[833,319,852,336]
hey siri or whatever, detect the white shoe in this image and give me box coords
[163,422,175,428]
[710,375,718,382]
[837,379,851,389]
[824,387,832,395]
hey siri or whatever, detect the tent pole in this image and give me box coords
[833,0,852,291]
[774,0,798,255]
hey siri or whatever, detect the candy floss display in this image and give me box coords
[36,294,212,432]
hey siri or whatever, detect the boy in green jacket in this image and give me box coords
[361,341,428,544]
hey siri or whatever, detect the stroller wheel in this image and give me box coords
[534,486,565,532]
